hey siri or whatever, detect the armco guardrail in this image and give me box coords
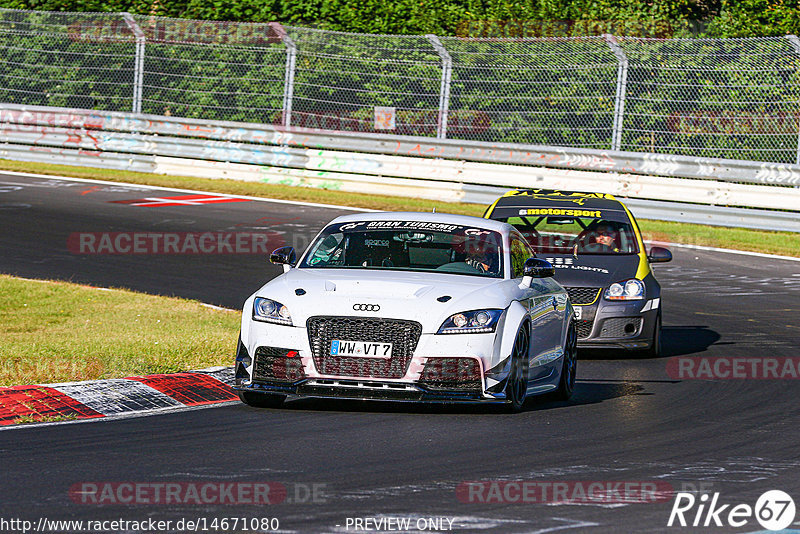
[2,103,800,186]
[0,104,798,232]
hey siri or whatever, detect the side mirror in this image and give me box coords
[270,246,296,267]
[520,257,555,288]
[647,246,672,263]
[523,257,555,278]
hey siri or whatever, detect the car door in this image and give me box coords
[509,232,560,375]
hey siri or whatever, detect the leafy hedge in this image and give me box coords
[2,0,799,38]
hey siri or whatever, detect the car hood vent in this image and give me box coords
[323,280,433,299]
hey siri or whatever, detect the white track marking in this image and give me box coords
[526,518,601,533]
[0,170,376,212]
[646,240,800,262]
[7,275,235,308]
[200,302,234,311]
[53,379,183,415]
[3,170,798,260]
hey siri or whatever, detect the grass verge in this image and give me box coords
[1,158,797,257]
[0,275,239,386]
[12,413,78,425]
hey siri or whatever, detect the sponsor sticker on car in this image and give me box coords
[331,340,393,359]
[574,306,583,320]
[519,208,603,217]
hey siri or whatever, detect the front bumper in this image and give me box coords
[573,297,660,350]
[236,318,515,403]
[234,378,505,404]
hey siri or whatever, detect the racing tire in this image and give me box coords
[553,320,578,401]
[504,322,530,413]
[237,390,286,409]
[641,312,662,358]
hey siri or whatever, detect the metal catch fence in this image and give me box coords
[1,8,799,164]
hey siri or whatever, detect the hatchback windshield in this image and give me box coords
[300,221,504,278]
[494,214,639,255]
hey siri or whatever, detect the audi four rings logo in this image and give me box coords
[353,303,380,312]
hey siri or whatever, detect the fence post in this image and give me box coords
[121,13,144,114]
[426,34,452,140]
[269,23,296,129]
[785,35,800,165]
[604,34,628,152]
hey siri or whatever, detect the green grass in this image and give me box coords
[1,158,797,257]
[636,220,799,257]
[0,275,240,386]
[12,413,78,425]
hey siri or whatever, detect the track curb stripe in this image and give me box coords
[0,369,236,426]
[0,386,105,425]
[128,372,237,406]
[52,379,184,415]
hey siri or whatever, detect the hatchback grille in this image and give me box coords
[307,316,422,379]
[576,319,594,339]
[565,287,601,305]
[599,317,643,338]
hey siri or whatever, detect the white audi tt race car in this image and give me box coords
[234,212,576,411]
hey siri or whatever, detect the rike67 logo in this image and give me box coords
[668,490,796,530]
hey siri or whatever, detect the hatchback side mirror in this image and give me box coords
[648,246,672,263]
[270,246,296,267]
[523,257,555,278]
[520,257,555,288]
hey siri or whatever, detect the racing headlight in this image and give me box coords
[437,309,503,334]
[604,279,645,301]
[253,297,293,325]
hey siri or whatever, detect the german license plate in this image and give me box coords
[574,306,583,320]
[330,340,393,359]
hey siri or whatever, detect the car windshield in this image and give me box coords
[299,221,504,278]
[495,214,639,255]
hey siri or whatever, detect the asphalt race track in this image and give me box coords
[1,173,799,533]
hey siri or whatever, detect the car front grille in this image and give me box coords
[418,358,482,392]
[307,316,422,379]
[253,346,305,383]
[576,319,594,339]
[565,287,601,305]
[599,317,643,339]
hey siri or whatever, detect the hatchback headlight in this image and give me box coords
[437,309,503,334]
[604,279,645,301]
[253,297,293,325]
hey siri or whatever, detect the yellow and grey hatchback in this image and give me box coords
[485,189,672,356]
